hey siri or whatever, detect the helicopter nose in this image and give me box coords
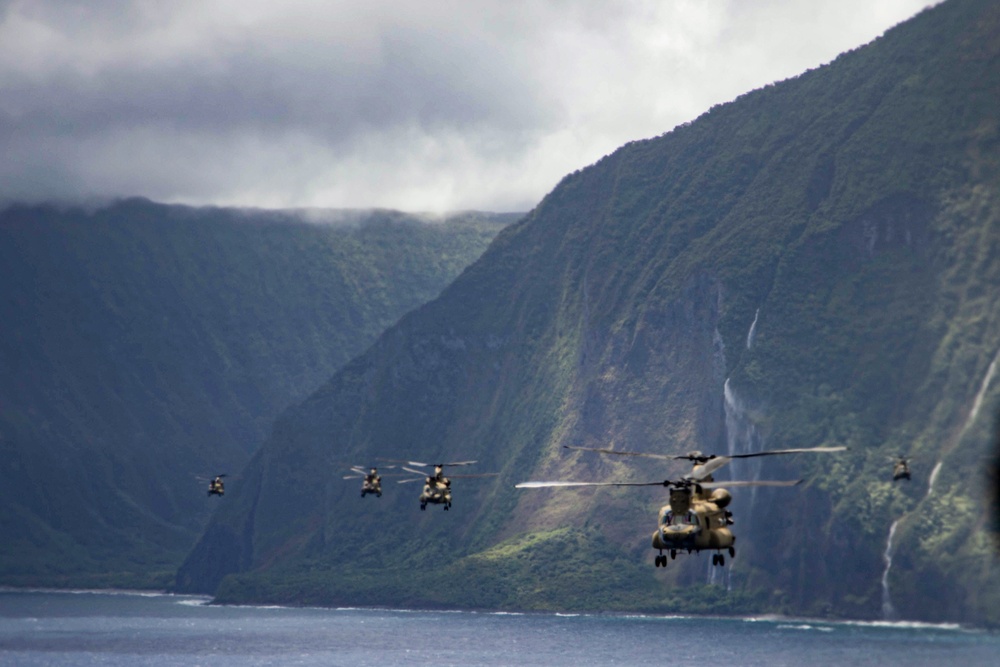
[660,524,697,542]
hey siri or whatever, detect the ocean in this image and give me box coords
[1,589,997,666]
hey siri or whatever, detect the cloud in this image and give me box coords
[0,0,939,212]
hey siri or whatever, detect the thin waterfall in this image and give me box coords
[724,378,765,507]
[710,311,764,587]
[706,555,732,590]
[881,519,900,620]
[926,461,942,497]
[964,350,999,436]
[746,308,760,349]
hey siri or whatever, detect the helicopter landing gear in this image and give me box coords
[712,553,726,566]
[420,503,427,511]
[728,547,735,558]
[654,554,668,567]
[444,503,451,511]
[670,549,677,560]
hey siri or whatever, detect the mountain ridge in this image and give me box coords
[180,0,999,626]
[0,198,515,587]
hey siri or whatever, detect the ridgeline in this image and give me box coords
[178,0,1000,626]
[0,199,514,588]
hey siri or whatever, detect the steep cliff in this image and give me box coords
[179,0,1000,625]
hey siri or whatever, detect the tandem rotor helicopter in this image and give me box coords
[379,459,498,510]
[195,473,227,497]
[517,444,846,567]
[342,464,415,497]
[891,455,912,481]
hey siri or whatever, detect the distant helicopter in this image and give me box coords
[892,456,911,481]
[517,445,846,567]
[382,459,498,510]
[207,474,226,497]
[342,465,406,497]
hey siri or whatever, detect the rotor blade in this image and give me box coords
[397,478,425,484]
[440,460,478,467]
[347,472,408,479]
[699,479,802,488]
[448,473,500,479]
[402,466,428,476]
[728,446,848,459]
[378,458,431,467]
[690,456,733,480]
[563,445,675,461]
[516,480,671,489]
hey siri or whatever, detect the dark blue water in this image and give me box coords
[1,590,998,666]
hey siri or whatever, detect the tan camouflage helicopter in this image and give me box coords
[381,459,498,511]
[342,465,405,498]
[344,466,384,498]
[517,444,846,567]
[203,474,226,497]
[891,456,912,481]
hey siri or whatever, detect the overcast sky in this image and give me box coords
[0,0,939,213]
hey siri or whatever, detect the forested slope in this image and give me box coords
[0,198,514,587]
[179,0,1000,626]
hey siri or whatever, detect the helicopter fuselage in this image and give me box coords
[651,486,735,566]
[361,476,382,497]
[420,476,452,510]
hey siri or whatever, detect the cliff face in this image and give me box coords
[0,199,513,587]
[179,0,1000,625]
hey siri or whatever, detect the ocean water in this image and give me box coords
[1,590,998,666]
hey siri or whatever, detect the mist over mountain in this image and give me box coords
[177,0,996,626]
[0,198,514,587]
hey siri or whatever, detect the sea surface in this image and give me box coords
[1,589,998,666]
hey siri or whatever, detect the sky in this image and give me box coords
[0,0,940,213]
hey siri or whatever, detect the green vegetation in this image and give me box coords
[179,0,1000,625]
[0,199,514,587]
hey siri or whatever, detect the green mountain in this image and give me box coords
[0,198,514,588]
[177,0,1000,626]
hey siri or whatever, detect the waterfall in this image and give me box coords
[881,518,900,620]
[924,348,997,497]
[724,378,764,507]
[926,461,942,497]
[706,555,732,590]
[965,350,999,435]
[709,377,765,587]
[746,308,760,349]
[709,310,763,586]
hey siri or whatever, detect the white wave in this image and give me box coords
[174,599,209,607]
[836,618,970,632]
[0,587,172,598]
[777,623,834,632]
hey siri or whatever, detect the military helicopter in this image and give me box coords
[381,459,498,510]
[206,474,226,497]
[516,444,846,567]
[892,456,911,481]
[342,465,406,498]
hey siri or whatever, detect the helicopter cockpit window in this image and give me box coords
[660,510,673,526]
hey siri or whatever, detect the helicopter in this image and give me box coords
[516,444,846,567]
[381,459,498,510]
[206,474,226,497]
[892,456,911,481]
[342,465,406,497]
